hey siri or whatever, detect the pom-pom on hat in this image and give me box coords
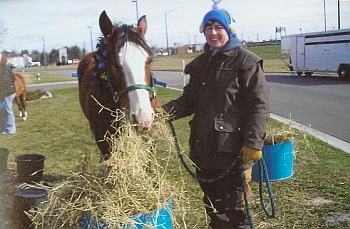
[200,0,236,37]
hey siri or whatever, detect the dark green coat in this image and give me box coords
[162,47,269,169]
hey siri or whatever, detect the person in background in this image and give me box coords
[161,1,269,228]
[0,53,16,135]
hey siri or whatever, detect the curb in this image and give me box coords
[270,113,350,154]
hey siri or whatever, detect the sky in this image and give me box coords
[0,0,349,53]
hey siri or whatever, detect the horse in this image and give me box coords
[14,73,28,121]
[78,11,159,161]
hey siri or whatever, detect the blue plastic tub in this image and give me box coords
[81,200,172,229]
[252,141,294,182]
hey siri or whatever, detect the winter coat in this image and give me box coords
[0,64,16,101]
[162,47,269,169]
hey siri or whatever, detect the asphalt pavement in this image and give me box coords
[152,71,350,154]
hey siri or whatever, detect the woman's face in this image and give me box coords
[205,21,229,51]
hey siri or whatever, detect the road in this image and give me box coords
[266,74,350,144]
[153,71,350,144]
[27,70,350,144]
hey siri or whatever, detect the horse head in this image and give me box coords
[98,11,159,132]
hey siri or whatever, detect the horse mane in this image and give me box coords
[93,24,152,81]
[96,24,152,58]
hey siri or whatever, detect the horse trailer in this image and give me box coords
[281,28,350,78]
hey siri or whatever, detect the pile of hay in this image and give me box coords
[28,110,188,228]
[264,121,298,145]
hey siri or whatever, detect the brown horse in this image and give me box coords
[78,11,159,160]
[14,73,28,121]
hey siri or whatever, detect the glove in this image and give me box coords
[241,146,262,164]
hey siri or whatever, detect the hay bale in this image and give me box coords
[28,110,188,228]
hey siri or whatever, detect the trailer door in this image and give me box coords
[296,36,305,70]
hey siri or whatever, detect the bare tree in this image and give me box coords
[0,20,8,48]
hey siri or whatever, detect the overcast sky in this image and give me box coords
[0,0,349,53]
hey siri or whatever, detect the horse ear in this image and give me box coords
[99,10,114,37]
[137,15,147,37]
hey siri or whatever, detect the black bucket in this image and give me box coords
[14,188,48,229]
[0,148,10,174]
[15,154,46,183]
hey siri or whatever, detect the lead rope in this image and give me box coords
[257,156,277,218]
[167,120,276,228]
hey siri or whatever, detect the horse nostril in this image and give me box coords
[131,114,138,124]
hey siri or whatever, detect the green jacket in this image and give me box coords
[162,47,269,169]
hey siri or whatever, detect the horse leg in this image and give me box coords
[98,141,111,162]
[89,113,115,162]
[21,92,28,119]
[16,94,27,121]
[15,95,23,119]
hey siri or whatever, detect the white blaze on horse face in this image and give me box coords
[118,41,154,130]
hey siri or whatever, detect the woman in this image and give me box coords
[161,2,269,228]
[0,53,16,135]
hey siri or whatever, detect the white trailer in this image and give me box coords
[281,28,350,78]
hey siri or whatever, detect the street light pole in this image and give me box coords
[323,0,327,31]
[165,11,169,55]
[88,26,93,53]
[132,0,139,24]
[41,37,47,70]
[164,8,181,56]
[337,0,340,29]
[181,32,190,46]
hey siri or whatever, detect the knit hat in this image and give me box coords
[200,0,236,38]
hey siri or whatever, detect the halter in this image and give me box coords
[108,74,156,103]
[97,25,156,104]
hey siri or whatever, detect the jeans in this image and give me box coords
[1,93,16,134]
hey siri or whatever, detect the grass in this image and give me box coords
[15,71,77,84]
[14,45,290,83]
[151,45,290,73]
[1,86,350,228]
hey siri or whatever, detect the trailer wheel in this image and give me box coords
[305,72,313,78]
[338,64,350,79]
[296,72,302,77]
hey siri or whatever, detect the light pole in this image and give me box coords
[88,26,93,53]
[132,0,139,24]
[323,0,327,31]
[181,32,190,46]
[164,8,181,56]
[41,37,47,70]
[337,0,340,29]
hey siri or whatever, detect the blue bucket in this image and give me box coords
[81,200,172,229]
[252,141,294,182]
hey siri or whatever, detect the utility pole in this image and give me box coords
[323,0,327,31]
[132,0,139,24]
[88,26,93,53]
[337,0,340,29]
[41,37,47,70]
[164,8,181,56]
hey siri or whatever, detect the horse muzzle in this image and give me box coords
[131,112,154,132]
